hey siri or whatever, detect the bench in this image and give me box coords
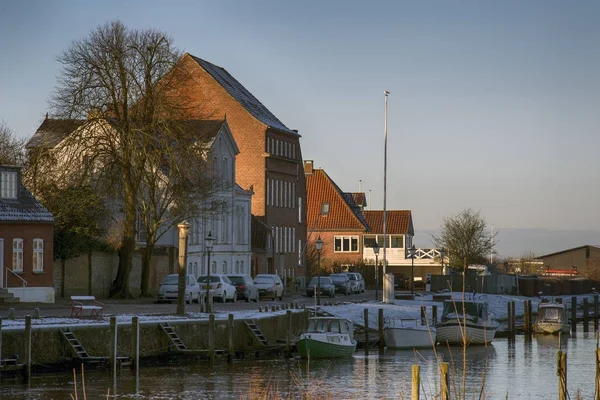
[70,296,104,318]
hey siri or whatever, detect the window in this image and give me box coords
[298,197,302,223]
[266,137,270,153]
[12,239,23,272]
[1,171,17,199]
[292,184,295,208]
[211,261,217,274]
[33,239,44,272]
[240,261,244,274]
[236,261,240,274]
[266,179,270,206]
[275,180,279,207]
[363,235,377,248]
[298,239,302,266]
[391,236,404,248]
[334,236,359,252]
[222,261,227,274]
[293,144,296,160]
[321,202,330,215]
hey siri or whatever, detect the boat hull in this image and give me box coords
[383,327,437,349]
[533,321,570,334]
[436,321,498,345]
[296,337,356,358]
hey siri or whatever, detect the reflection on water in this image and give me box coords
[1,328,598,399]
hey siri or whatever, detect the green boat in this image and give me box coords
[296,317,356,359]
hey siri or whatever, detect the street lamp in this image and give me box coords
[315,236,323,306]
[177,221,190,316]
[373,242,380,301]
[410,245,416,296]
[204,231,214,313]
[440,248,447,276]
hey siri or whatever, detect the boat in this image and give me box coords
[436,300,499,345]
[383,317,436,349]
[296,317,357,358]
[534,301,570,334]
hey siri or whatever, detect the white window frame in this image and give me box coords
[13,238,23,272]
[334,236,360,253]
[33,238,44,272]
[1,171,18,199]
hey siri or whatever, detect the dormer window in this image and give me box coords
[321,202,330,215]
[0,171,17,199]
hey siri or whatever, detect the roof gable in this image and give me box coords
[0,166,54,223]
[306,169,368,231]
[362,210,413,235]
[26,118,85,149]
[187,54,298,136]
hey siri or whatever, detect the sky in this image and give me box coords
[1,1,599,238]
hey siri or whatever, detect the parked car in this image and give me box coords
[306,277,335,298]
[346,272,365,294]
[329,273,351,295]
[197,274,237,303]
[157,274,200,304]
[227,274,259,302]
[353,272,365,293]
[254,274,284,300]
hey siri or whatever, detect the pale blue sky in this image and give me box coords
[1,1,599,235]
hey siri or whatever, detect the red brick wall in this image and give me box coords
[309,231,364,266]
[0,223,54,288]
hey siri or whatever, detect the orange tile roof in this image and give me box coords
[362,210,413,235]
[306,169,368,231]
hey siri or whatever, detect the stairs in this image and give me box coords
[60,328,90,359]
[0,288,20,304]
[244,319,269,346]
[160,322,188,351]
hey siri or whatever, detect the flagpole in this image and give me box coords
[383,90,390,302]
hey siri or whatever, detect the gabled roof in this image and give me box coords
[26,118,85,149]
[362,210,413,235]
[0,166,54,223]
[306,169,368,231]
[350,192,367,208]
[539,245,600,259]
[187,54,299,137]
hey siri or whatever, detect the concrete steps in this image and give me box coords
[0,288,20,304]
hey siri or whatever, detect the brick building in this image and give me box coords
[168,54,307,281]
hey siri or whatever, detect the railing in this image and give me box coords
[410,248,442,260]
[5,267,28,289]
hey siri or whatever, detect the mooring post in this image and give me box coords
[228,314,234,363]
[432,305,438,325]
[511,301,516,338]
[596,331,600,400]
[200,293,205,313]
[507,302,513,337]
[584,298,590,333]
[286,310,292,358]
[411,364,420,400]
[440,361,450,400]
[208,314,215,364]
[571,297,577,334]
[595,294,599,333]
[558,349,567,400]
[524,300,529,335]
[378,309,384,355]
[528,300,533,335]
[131,316,139,372]
[364,308,369,357]
[110,316,117,378]
[25,315,31,382]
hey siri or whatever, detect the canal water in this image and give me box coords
[1,329,598,399]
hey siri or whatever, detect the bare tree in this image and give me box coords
[38,20,211,298]
[0,119,25,165]
[432,208,496,272]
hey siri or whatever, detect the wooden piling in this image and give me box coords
[440,361,450,400]
[595,294,599,332]
[523,300,529,335]
[364,309,369,356]
[228,314,234,363]
[528,300,533,334]
[25,315,31,382]
[432,305,438,324]
[584,298,590,333]
[596,332,600,400]
[411,364,420,400]
[131,316,139,372]
[379,309,384,354]
[511,301,516,337]
[571,297,577,334]
[286,310,292,358]
[558,349,567,400]
[507,302,513,336]
[110,316,117,378]
[208,314,215,364]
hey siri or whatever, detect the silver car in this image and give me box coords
[157,274,200,304]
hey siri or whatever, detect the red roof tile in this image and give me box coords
[362,210,413,235]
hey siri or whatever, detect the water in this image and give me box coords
[1,330,598,399]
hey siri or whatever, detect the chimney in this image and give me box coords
[304,160,314,175]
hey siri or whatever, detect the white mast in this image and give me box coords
[383,90,390,302]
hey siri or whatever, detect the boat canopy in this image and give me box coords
[442,301,489,321]
[307,318,352,335]
[539,305,564,321]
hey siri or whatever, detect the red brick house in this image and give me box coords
[167,54,307,281]
[0,165,55,303]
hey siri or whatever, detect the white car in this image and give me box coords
[157,274,201,304]
[254,274,284,300]
[197,274,237,303]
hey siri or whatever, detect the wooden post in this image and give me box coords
[584,298,590,333]
[571,296,577,334]
[0,317,3,367]
[558,350,567,400]
[131,316,139,372]
[507,302,513,337]
[286,310,292,358]
[379,309,385,354]
[432,305,438,325]
[25,315,31,382]
[228,314,235,363]
[411,364,420,400]
[528,300,533,335]
[364,309,369,356]
[200,293,205,313]
[440,361,450,400]
[595,337,600,400]
[110,316,117,379]
[594,294,599,333]
[208,314,215,364]
[420,306,426,323]
[511,301,516,337]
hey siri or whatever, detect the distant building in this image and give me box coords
[539,245,600,277]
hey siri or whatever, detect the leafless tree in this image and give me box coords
[0,119,25,165]
[37,20,213,298]
[432,208,496,272]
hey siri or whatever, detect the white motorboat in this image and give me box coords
[534,301,570,334]
[296,317,357,358]
[436,300,499,346]
[383,317,436,349]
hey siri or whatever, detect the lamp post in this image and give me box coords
[315,236,323,306]
[176,221,190,316]
[204,231,214,313]
[373,242,380,301]
[440,248,446,276]
[410,245,416,296]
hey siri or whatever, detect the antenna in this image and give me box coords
[368,190,371,210]
[359,179,362,193]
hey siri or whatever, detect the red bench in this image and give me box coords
[70,296,104,318]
